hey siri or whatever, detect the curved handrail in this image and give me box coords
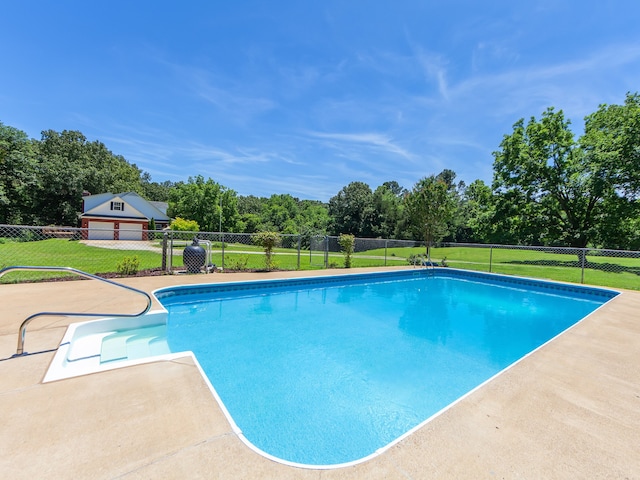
[0,266,153,356]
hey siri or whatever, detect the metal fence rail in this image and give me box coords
[1,224,638,290]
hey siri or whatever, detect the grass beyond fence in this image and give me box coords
[1,236,638,290]
[0,239,163,282]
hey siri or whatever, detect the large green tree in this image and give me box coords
[140,172,174,202]
[0,122,38,224]
[371,182,406,239]
[581,92,640,249]
[236,194,329,236]
[168,175,239,232]
[33,129,145,225]
[298,199,330,237]
[237,195,266,233]
[493,95,640,250]
[328,181,376,237]
[457,179,495,244]
[261,194,301,234]
[434,169,471,243]
[493,109,598,247]
[582,92,640,194]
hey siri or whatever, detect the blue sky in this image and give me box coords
[2,1,639,201]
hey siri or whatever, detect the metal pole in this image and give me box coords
[221,232,225,270]
[219,187,224,269]
[489,245,493,272]
[161,232,168,272]
[324,236,329,268]
[581,248,586,284]
[219,188,223,234]
[384,239,388,266]
[297,235,301,270]
[169,232,174,273]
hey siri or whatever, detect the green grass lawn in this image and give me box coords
[359,245,639,290]
[1,238,638,290]
[0,239,164,282]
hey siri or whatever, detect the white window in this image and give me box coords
[110,201,124,211]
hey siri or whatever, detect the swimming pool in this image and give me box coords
[154,269,617,467]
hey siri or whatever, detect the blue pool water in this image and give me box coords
[156,270,616,466]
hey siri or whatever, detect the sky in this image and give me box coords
[2,1,639,201]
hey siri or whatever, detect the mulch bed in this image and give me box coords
[9,267,281,283]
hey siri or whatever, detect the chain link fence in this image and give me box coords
[437,242,640,290]
[1,224,638,290]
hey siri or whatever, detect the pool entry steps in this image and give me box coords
[100,325,170,363]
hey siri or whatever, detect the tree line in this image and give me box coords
[1,92,638,250]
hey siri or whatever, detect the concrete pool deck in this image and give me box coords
[1,267,638,479]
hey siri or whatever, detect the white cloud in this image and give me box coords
[452,42,640,115]
[306,131,416,161]
[159,60,279,124]
[415,49,450,101]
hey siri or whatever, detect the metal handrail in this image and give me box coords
[0,266,153,356]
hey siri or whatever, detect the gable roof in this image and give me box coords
[82,192,117,211]
[82,192,170,221]
[148,201,169,215]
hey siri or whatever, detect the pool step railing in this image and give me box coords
[100,325,169,363]
[0,265,153,356]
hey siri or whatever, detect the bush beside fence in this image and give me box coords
[1,224,638,290]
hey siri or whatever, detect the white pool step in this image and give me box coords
[100,325,170,364]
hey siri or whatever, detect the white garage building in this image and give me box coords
[80,192,170,241]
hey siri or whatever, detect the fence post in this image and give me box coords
[489,245,493,273]
[168,231,174,273]
[580,248,586,284]
[297,235,301,270]
[161,233,168,272]
[220,232,225,270]
[384,239,388,266]
[324,236,329,268]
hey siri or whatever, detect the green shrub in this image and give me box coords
[253,231,281,271]
[19,229,37,242]
[338,233,356,268]
[227,255,249,271]
[170,217,200,232]
[116,255,140,276]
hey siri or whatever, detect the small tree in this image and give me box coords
[338,233,355,268]
[253,231,281,271]
[148,218,157,240]
[405,176,456,263]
